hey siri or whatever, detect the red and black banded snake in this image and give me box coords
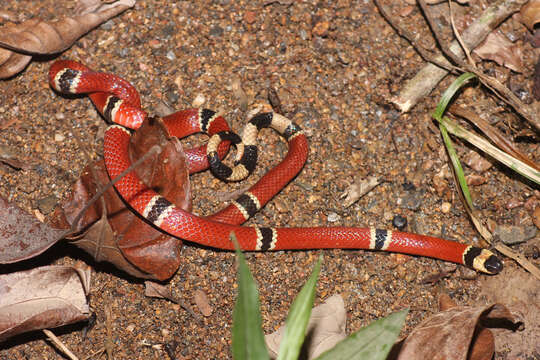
[48,60,502,274]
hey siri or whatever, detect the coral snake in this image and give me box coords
[49,60,502,274]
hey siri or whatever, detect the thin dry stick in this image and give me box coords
[373,0,458,74]
[390,0,529,113]
[82,347,106,360]
[43,329,80,360]
[104,304,114,360]
[420,0,540,132]
[448,0,476,68]
[494,243,540,279]
[58,144,162,239]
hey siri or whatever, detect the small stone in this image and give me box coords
[274,198,289,213]
[209,25,223,37]
[312,21,330,37]
[441,202,451,213]
[400,192,422,211]
[166,50,176,61]
[458,267,478,280]
[149,39,161,48]
[54,133,65,142]
[464,151,492,172]
[466,174,486,186]
[37,194,58,214]
[243,11,256,24]
[192,93,206,108]
[126,324,136,332]
[327,212,340,222]
[392,215,407,230]
[493,224,537,245]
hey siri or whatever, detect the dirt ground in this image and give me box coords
[1,0,539,359]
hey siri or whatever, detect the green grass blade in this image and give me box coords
[441,116,540,185]
[433,72,477,121]
[439,121,474,209]
[314,309,409,360]
[432,73,478,210]
[231,233,270,360]
[277,256,322,360]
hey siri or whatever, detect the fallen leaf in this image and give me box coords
[473,32,523,72]
[51,117,191,280]
[0,265,91,342]
[144,281,175,301]
[397,303,521,360]
[0,0,135,78]
[265,294,347,359]
[340,176,379,207]
[193,289,213,317]
[0,196,65,264]
[520,0,540,31]
[231,76,248,111]
[480,267,538,358]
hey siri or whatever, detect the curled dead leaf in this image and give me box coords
[340,176,380,207]
[473,32,523,72]
[0,0,135,78]
[397,303,521,360]
[52,116,191,280]
[144,281,175,301]
[193,289,213,317]
[0,195,65,264]
[265,294,347,359]
[0,265,91,342]
[520,0,540,31]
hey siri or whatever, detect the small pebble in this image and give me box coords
[392,215,407,230]
[37,194,58,214]
[327,212,340,222]
[54,133,65,142]
[312,21,330,37]
[243,11,256,24]
[192,93,206,107]
[493,224,537,245]
[441,202,451,213]
[166,50,176,61]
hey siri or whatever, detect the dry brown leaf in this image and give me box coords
[144,281,175,301]
[0,265,91,342]
[0,0,135,79]
[231,76,248,111]
[397,303,520,360]
[473,32,523,72]
[0,195,65,264]
[340,176,379,207]
[193,289,213,317]
[480,267,538,358]
[520,0,540,31]
[265,294,346,359]
[51,116,191,280]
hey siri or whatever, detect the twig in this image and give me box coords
[43,329,80,360]
[391,0,528,112]
[373,0,457,73]
[448,0,476,68]
[494,243,540,280]
[104,304,114,360]
[82,347,106,360]
[419,0,540,132]
[58,144,162,239]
